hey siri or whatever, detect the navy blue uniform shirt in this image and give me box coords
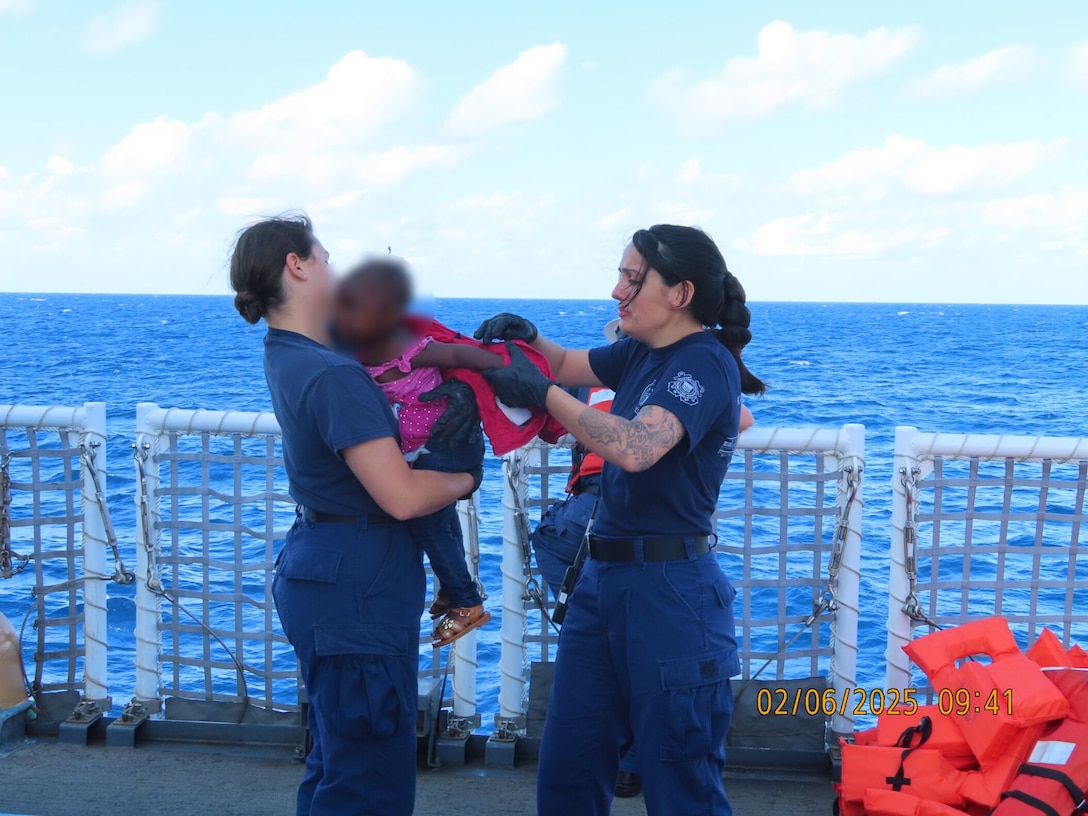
[588,331,741,538]
[263,328,399,515]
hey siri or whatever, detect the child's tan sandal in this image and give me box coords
[431,605,491,647]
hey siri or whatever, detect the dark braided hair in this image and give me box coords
[629,224,766,395]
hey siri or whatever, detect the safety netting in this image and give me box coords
[0,425,88,705]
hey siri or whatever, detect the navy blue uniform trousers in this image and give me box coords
[273,516,424,816]
[536,544,740,816]
[531,486,638,776]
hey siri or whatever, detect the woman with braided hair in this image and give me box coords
[476,224,765,816]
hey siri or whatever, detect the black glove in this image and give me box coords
[473,313,538,344]
[421,379,483,449]
[483,342,555,410]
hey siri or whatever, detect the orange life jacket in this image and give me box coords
[991,667,1088,816]
[861,789,982,816]
[565,387,614,494]
[903,617,1070,766]
[874,706,974,765]
[958,724,1049,808]
[1028,628,1088,670]
[838,718,974,811]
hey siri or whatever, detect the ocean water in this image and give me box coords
[2,294,1087,719]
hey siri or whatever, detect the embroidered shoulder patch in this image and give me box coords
[667,372,704,406]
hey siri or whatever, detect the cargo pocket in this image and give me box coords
[314,624,414,740]
[712,572,737,607]
[276,546,342,583]
[659,647,738,762]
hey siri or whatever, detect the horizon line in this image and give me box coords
[3,292,1086,307]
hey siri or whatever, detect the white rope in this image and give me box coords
[910,430,1088,462]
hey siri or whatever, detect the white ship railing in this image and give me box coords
[130,402,480,721]
[0,403,116,709]
[7,401,1086,748]
[885,426,1088,692]
[499,424,865,737]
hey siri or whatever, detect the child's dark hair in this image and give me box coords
[341,257,413,309]
[629,224,766,396]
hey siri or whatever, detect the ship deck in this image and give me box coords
[0,737,833,815]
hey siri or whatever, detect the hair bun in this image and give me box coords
[234,291,262,324]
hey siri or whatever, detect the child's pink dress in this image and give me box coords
[364,337,446,455]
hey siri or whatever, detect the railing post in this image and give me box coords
[885,426,918,692]
[497,452,528,721]
[451,493,479,721]
[133,402,163,711]
[80,402,110,706]
[830,423,864,736]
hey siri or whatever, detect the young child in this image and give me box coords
[333,257,502,646]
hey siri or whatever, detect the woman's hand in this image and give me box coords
[474,313,538,344]
[483,342,555,410]
[421,379,483,449]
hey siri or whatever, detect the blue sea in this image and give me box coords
[2,294,1087,720]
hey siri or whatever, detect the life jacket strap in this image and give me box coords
[1016,763,1086,811]
[886,716,933,791]
[999,790,1064,816]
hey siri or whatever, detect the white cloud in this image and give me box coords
[742,211,951,257]
[909,45,1041,98]
[306,190,365,214]
[101,180,148,209]
[790,135,1066,199]
[982,188,1088,258]
[650,21,918,122]
[82,0,162,56]
[173,207,202,227]
[0,0,35,16]
[250,144,457,189]
[675,158,703,184]
[1069,40,1088,86]
[0,156,94,252]
[981,188,1088,230]
[597,207,631,230]
[101,116,192,180]
[447,43,567,134]
[228,50,422,153]
[907,140,1064,195]
[46,155,76,177]
[217,195,284,218]
[0,166,9,181]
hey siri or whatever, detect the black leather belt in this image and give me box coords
[300,507,394,525]
[588,535,712,562]
[575,480,601,497]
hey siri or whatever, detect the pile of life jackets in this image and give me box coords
[836,616,1088,816]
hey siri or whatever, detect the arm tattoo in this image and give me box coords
[576,405,686,472]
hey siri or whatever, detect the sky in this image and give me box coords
[0,1,1086,303]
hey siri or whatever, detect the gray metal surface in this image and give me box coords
[0,739,833,816]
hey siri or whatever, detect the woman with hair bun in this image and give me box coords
[477,224,765,816]
[230,214,483,816]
